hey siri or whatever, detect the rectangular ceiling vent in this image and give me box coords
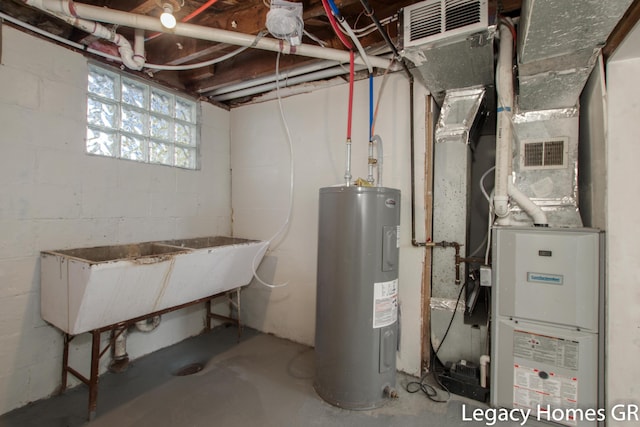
[403,0,488,49]
[521,138,569,170]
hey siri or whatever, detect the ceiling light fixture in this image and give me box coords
[160,3,177,29]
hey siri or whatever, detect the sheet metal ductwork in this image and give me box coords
[517,0,634,111]
[508,0,632,226]
[510,108,582,227]
[431,88,486,365]
[400,0,496,105]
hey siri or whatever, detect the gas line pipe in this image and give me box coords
[425,241,463,285]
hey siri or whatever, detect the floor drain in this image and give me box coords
[173,362,204,376]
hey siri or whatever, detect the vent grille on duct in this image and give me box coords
[521,138,568,170]
[404,0,486,48]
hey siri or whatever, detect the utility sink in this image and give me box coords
[41,237,268,334]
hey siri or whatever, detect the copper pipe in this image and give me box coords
[425,241,463,285]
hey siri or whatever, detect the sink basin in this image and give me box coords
[41,237,268,334]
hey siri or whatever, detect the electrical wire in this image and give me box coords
[303,28,327,47]
[461,165,498,259]
[480,165,495,204]
[143,31,266,71]
[479,166,496,265]
[0,11,81,49]
[406,282,467,402]
[485,201,494,266]
[336,14,397,38]
[251,50,295,289]
[469,231,488,258]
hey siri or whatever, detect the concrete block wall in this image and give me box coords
[230,74,429,376]
[0,27,231,414]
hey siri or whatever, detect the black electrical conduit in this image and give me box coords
[359,0,424,247]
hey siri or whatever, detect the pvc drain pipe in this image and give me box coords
[24,0,391,70]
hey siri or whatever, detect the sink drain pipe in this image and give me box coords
[109,327,129,373]
[23,0,391,70]
[109,316,161,372]
[135,315,162,332]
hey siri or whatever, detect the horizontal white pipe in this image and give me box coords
[25,0,146,70]
[0,10,84,48]
[213,63,367,101]
[203,60,343,96]
[66,1,390,69]
[1,10,137,68]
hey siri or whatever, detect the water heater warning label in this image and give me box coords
[373,279,398,329]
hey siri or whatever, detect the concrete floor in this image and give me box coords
[0,326,546,427]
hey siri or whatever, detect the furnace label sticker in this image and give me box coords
[513,364,579,426]
[373,279,398,328]
[527,272,564,285]
[513,330,579,370]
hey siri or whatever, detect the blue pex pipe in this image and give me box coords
[326,0,341,18]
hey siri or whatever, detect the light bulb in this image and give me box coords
[160,4,176,29]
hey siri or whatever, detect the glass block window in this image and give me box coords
[86,64,199,169]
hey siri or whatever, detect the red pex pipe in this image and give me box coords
[321,0,354,139]
[182,0,219,22]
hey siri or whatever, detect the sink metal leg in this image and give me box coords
[88,330,100,421]
[58,294,237,421]
[235,288,242,340]
[207,288,243,340]
[61,333,70,393]
[206,300,213,331]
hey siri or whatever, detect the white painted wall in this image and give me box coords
[230,74,429,375]
[0,27,231,414]
[606,22,640,422]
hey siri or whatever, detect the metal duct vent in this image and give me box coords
[403,0,487,48]
[445,0,481,31]
[521,138,568,170]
